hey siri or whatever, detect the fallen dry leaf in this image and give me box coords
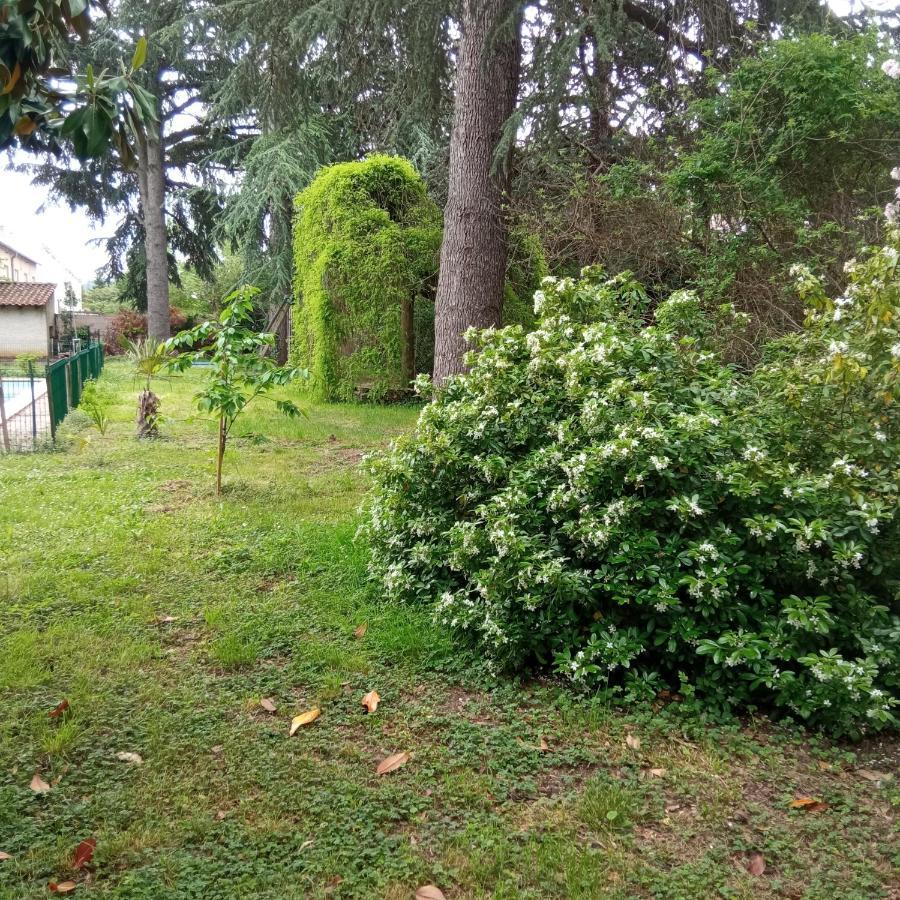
[211,745,224,756]
[746,852,766,876]
[857,769,892,783]
[215,810,227,821]
[30,773,51,794]
[648,768,667,778]
[48,882,77,894]
[625,734,641,751]
[416,886,447,900]
[789,796,828,812]
[354,622,368,639]
[376,751,410,775]
[289,708,321,735]
[48,700,70,719]
[152,615,177,625]
[72,838,96,870]
[361,690,381,714]
[0,851,11,861]
[115,751,143,766]
[539,737,549,752]
[259,698,278,714]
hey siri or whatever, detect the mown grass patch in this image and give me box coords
[0,361,896,898]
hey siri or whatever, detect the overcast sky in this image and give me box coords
[0,0,894,286]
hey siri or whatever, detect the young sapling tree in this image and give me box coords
[122,336,166,438]
[165,286,306,493]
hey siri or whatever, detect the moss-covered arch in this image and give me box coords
[292,155,443,401]
[292,155,547,401]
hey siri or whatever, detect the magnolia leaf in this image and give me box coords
[376,751,410,775]
[625,734,641,751]
[361,691,380,714]
[131,36,148,72]
[1,62,21,95]
[353,622,368,639]
[746,852,766,876]
[289,708,320,735]
[72,838,96,870]
[115,751,143,765]
[30,773,51,794]
[48,699,70,718]
[416,887,447,900]
[48,882,77,894]
[789,796,828,812]
[259,698,278,714]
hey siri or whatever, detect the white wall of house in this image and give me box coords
[0,307,50,355]
[0,246,38,283]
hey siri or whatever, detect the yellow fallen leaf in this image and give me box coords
[361,690,381,714]
[539,737,549,752]
[259,698,278,714]
[788,796,828,812]
[376,751,410,775]
[354,622,368,639]
[48,881,77,894]
[648,768,667,778]
[625,734,641,751]
[416,887,447,900]
[30,773,51,794]
[289,708,321,735]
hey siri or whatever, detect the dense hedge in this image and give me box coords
[365,236,900,736]
[292,155,547,401]
[292,156,443,400]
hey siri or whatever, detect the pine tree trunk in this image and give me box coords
[138,115,171,341]
[432,0,521,385]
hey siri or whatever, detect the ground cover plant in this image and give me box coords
[367,232,900,738]
[0,362,897,897]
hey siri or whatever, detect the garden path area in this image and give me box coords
[0,362,896,899]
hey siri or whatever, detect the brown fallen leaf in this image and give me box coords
[416,886,447,900]
[354,622,368,639]
[376,751,410,775]
[115,751,143,766]
[625,734,641,751]
[48,700,70,719]
[789,796,828,812]
[538,737,549,752]
[211,745,224,756]
[857,769,892,783]
[152,615,177,625]
[746,852,766,876]
[0,851,11,861]
[48,882,77,894]
[72,838,96,870]
[361,691,381,714]
[289,708,321,735]
[215,810,227,821]
[259,698,278,714]
[648,768,667,778]
[30,773,51,794]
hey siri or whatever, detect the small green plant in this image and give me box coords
[79,379,111,435]
[578,775,639,832]
[122,336,166,438]
[166,285,307,494]
[209,633,259,669]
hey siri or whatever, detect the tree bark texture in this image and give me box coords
[432,0,521,385]
[138,114,171,341]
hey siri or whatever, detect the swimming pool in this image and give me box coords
[1,378,34,405]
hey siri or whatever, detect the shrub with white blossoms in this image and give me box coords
[365,242,900,736]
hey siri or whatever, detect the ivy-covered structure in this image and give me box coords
[292,156,442,400]
[292,155,546,400]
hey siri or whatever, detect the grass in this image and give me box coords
[0,360,897,898]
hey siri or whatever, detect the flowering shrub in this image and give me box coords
[365,240,900,736]
[104,307,187,355]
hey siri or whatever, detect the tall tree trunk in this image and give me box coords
[138,114,171,341]
[432,0,521,385]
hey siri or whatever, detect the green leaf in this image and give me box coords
[131,36,148,72]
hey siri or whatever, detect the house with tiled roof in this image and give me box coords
[0,281,55,358]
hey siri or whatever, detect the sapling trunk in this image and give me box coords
[216,415,226,495]
[136,387,160,438]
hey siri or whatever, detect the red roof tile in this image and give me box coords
[0,282,55,308]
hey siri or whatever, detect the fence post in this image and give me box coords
[28,360,37,444]
[45,362,57,443]
[0,373,9,452]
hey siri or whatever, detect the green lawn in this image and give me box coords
[0,361,897,899]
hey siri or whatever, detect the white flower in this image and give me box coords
[892,167,900,181]
[882,59,900,79]
[875,429,887,442]
[891,343,900,359]
[742,445,766,463]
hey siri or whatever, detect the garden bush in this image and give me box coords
[104,307,187,356]
[365,234,900,736]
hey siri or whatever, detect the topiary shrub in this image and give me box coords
[365,235,900,736]
[292,155,548,401]
[292,155,443,401]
